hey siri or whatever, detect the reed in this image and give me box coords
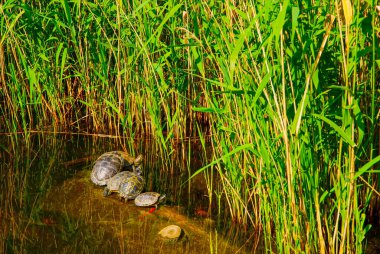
[1,0,379,252]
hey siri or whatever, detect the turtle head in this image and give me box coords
[132,154,143,175]
[133,154,143,166]
[159,194,166,204]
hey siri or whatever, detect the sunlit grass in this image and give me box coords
[1,0,379,252]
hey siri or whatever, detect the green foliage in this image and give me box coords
[1,0,379,252]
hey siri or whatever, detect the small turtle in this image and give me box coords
[118,174,145,201]
[103,171,135,197]
[158,225,183,243]
[90,151,143,186]
[134,192,166,208]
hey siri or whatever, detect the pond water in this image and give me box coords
[0,134,260,253]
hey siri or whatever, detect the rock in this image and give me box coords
[158,225,183,243]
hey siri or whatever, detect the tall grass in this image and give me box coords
[1,0,379,252]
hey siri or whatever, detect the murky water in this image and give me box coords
[0,134,258,253]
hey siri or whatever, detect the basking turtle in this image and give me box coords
[118,174,145,201]
[103,171,135,197]
[90,151,143,186]
[134,192,166,208]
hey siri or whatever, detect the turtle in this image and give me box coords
[134,192,166,208]
[158,225,183,243]
[103,171,135,197]
[118,173,145,201]
[90,151,143,186]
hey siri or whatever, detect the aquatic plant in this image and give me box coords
[1,0,379,252]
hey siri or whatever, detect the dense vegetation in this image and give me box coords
[1,0,379,252]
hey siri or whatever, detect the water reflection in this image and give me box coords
[0,134,257,253]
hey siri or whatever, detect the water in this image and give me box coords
[0,134,258,253]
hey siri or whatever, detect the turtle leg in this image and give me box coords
[103,188,110,197]
[119,195,127,203]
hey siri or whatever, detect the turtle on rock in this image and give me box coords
[103,171,135,197]
[90,151,143,186]
[134,192,166,208]
[118,173,145,201]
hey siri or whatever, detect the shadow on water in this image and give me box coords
[0,134,260,253]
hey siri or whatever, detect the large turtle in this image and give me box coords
[103,171,135,197]
[90,151,143,186]
[134,192,166,208]
[118,173,145,201]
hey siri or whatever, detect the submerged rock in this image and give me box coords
[158,225,183,243]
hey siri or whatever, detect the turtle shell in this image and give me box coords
[103,171,135,197]
[134,192,166,207]
[90,151,143,186]
[118,174,145,201]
